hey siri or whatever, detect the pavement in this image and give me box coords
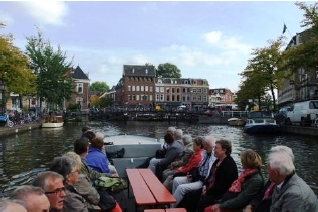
[0,122,41,137]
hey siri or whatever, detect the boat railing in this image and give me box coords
[220,111,248,118]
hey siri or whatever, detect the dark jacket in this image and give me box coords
[271,173,318,212]
[158,140,184,167]
[206,155,238,199]
[220,170,265,209]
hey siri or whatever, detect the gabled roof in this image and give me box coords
[123,65,156,77]
[72,66,89,80]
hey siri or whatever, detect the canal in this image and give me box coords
[1,121,318,197]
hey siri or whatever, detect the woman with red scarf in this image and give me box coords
[204,150,265,212]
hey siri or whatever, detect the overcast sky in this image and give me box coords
[0,1,311,92]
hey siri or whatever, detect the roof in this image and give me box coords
[123,65,156,77]
[72,66,89,80]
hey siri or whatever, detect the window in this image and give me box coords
[156,94,160,101]
[160,87,164,92]
[132,86,135,91]
[198,88,202,93]
[145,86,148,92]
[77,83,83,93]
[150,86,152,92]
[177,88,180,93]
[160,94,164,101]
[136,86,140,91]
[128,95,132,100]
[141,86,144,92]
[136,95,139,101]
[149,95,153,101]
[172,88,175,93]
[156,87,159,92]
[128,86,131,91]
[132,95,136,100]
[192,88,196,93]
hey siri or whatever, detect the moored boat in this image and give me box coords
[104,134,162,178]
[244,111,281,134]
[41,115,64,128]
[228,117,246,126]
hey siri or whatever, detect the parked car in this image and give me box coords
[275,106,291,124]
[285,100,318,126]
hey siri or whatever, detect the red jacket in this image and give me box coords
[178,149,203,174]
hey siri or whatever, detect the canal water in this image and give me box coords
[1,121,318,197]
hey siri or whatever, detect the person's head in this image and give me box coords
[182,135,192,146]
[49,156,79,186]
[63,152,83,172]
[192,137,204,151]
[173,129,183,140]
[32,171,65,211]
[0,199,27,212]
[167,127,176,135]
[81,126,90,134]
[10,185,50,212]
[270,145,295,162]
[202,136,215,152]
[95,131,104,139]
[90,137,104,150]
[266,152,295,184]
[82,131,96,141]
[164,133,174,145]
[240,149,262,169]
[74,137,90,156]
[214,139,232,159]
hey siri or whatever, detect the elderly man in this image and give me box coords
[10,185,50,211]
[171,135,216,208]
[267,152,318,212]
[32,171,66,211]
[0,199,27,212]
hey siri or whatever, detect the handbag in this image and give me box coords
[188,167,200,182]
[96,188,116,211]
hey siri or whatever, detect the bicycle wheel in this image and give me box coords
[7,120,14,128]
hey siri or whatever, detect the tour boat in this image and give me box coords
[244,111,281,134]
[228,117,246,126]
[41,115,64,128]
[104,134,163,178]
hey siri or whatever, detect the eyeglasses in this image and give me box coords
[71,170,79,174]
[45,187,66,195]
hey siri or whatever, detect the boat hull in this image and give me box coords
[228,118,245,126]
[41,122,64,128]
[104,135,162,178]
[244,124,281,134]
[41,116,64,128]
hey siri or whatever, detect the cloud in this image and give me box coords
[18,1,68,26]
[0,11,14,26]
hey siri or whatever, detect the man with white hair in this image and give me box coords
[244,145,295,212]
[171,135,216,208]
[268,152,318,212]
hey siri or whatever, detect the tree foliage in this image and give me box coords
[25,31,73,109]
[90,81,109,92]
[156,63,181,78]
[0,35,36,99]
[237,37,285,112]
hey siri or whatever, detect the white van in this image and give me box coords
[285,100,318,126]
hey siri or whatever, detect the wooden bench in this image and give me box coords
[126,168,176,210]
[144,209,186,212]
[126,168,156,210]
[138,168,176,206]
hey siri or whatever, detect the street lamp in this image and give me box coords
[0,80,6,115]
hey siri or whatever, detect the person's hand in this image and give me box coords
[186,173,192,181]
[201,185,206,196]
[243,204,253,212]
[211,204,220,212]
[109,173,119,178]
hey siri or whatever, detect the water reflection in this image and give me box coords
[1,121,318,197]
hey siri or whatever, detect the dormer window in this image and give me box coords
[132,69,135,73]
[145,69,148,74]
[158,79,162,84]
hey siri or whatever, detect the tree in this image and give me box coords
[90,81,109,92]
[238,37,285,112]
[156,63,181,78]
[25,31,73,110]
[0,34,36,108]
[99,96,113,107]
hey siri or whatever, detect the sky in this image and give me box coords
[0,1,312,92]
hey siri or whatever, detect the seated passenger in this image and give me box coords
[162,134,194,182]
[86,137,114,174]
[163,136,204,192]
[204,149,265,212]
[184,139,238,212]
[171,136,216,208]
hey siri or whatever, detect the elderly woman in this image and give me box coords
[49,156,88,211]
[86,137,113,174]
[64,152,121,212]
[204,149,265,212]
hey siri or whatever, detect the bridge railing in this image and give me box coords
[220,111,249,118]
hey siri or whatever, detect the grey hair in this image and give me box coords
[204,136,216,148]
[9,185,45,208]
[0,198,26,212]
[95,131,104,139]
[167,127,176,133]
[270,145,295,162]
[49,156,77,179]
[63,151,83,171]
[174,129,183,140]
[32,171,64,191]
[267,152,295,175]
[182,135,192,146]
